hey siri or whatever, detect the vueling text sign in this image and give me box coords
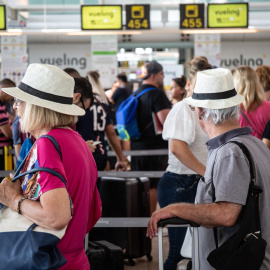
[81,5,122,30]
[180,4,205,29]
[0,5,6,30]
[208,3,248,28]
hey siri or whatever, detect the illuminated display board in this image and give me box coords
[126,5,150,30]
[81,5,122,30]
[0,5,6,30]
[208,3,248,28]
[180,4,205,29]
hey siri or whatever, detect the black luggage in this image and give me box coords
[98,177,152,265]
[86,240,124,270]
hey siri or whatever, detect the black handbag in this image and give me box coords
[207,141,267,270]
[0,135,72,270]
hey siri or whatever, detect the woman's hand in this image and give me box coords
[86,140,97,153]
[0,178,23,211]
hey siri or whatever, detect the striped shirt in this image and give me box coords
[0,102,12,147]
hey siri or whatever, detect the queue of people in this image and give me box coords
[0,59,270,269]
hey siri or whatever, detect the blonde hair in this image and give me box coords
[86,71,108,105]
[233,66,264,112]
[20,103,77,133]
[255,65,270,92]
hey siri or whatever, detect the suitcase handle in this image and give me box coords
[157,217,200,228]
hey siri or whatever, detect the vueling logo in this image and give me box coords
[220,54,263,68]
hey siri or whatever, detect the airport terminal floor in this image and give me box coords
[1,0,270,270]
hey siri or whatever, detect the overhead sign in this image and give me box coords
[0,5,6,30]
[81,5,122,30]
[208,3,248,28]
[180,4,204,29]
[126,4,150,30]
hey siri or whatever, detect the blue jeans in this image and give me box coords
[157,172,199,270]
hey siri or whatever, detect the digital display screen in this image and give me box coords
[208,3,248,28]
[81,5,122,30]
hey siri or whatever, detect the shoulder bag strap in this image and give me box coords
[134,87,159,136]
[240,110,260,135]
[211,141,255,248]
[13,134,73,216]
[94,95,107,115]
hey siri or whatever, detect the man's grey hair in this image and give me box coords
[198,105,240,126]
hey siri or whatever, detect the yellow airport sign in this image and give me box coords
[81,5,122,30]
[180,4,205,29]
[0,5,6,30]
[208,3,248,28]
[126,5,150,30]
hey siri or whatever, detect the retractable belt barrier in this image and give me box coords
[0,148,168,231]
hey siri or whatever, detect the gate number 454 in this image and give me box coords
[128,19,148,29]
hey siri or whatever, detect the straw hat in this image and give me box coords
[2,63,85,116]
[184,68,244,109]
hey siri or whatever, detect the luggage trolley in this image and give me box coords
[157,217,200,270]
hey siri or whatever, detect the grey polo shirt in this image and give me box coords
[193,127,270,270]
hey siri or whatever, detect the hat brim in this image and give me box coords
[3,87,85,116]
[183,94,244,109]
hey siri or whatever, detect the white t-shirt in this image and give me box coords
[162,101,208,175]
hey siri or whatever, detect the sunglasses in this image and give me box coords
[14,97,22,105]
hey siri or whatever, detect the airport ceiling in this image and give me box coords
[2,0,270,46]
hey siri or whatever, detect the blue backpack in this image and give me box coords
[116,87,156,140]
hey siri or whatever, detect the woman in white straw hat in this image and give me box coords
[0,63,101,270]
[157,56,212,270]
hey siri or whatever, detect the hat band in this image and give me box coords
[192,89,237,100]
[19,82,73,105]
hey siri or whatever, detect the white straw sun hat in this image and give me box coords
[184,68,244,109]
[2,63,85,116]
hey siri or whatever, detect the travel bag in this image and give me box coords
[97,176,152,265]
[86,240,124,270]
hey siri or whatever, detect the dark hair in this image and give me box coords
[63,68,81,78]
[117,74,127,83]
[172,75,187,88]
[0,78,16,87]
[187,56,213,81]
[74,77,94,107]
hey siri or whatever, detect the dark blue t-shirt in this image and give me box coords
[111,86,132,112]
[76,94,113,170]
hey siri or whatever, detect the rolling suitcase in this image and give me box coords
[158,217,200,270]
[98,177,152,265]
[86,240,124,270]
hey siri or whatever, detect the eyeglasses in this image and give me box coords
[14,98,22,105]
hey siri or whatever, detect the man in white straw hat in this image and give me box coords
[147,68,270,270]
[0,63,101,270]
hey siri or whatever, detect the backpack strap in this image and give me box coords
[134,87,159,137]
[134,87,157,98]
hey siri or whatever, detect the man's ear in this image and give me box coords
[73,92,81,103]
[195,107,203,119]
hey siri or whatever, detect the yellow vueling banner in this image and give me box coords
[81,5,122,30]
[0,5,6,30]
[208,3,248,28]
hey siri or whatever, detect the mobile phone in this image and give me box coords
[93,141,102,146]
